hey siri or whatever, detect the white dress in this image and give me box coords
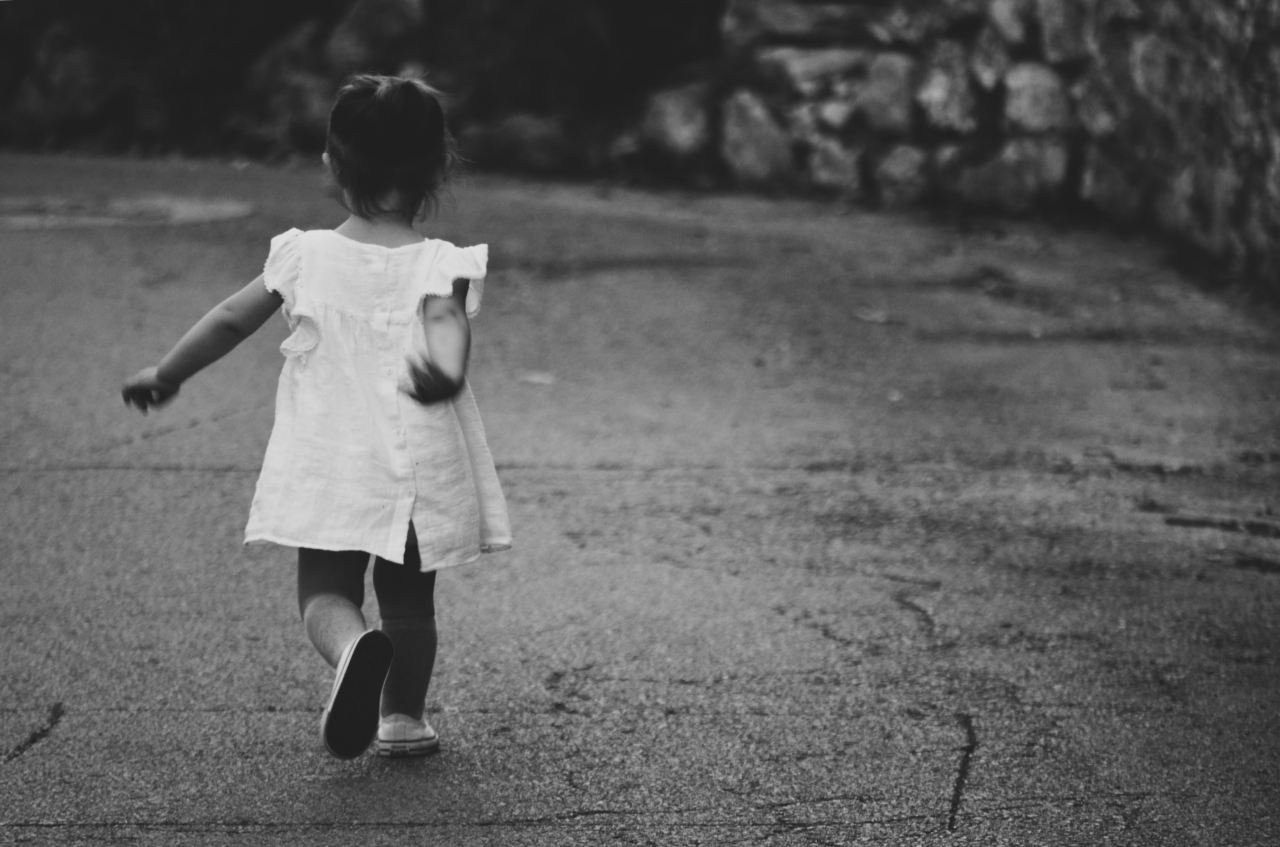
[244,228,512,570]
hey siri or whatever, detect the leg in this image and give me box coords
[373,526,437,720]
[298,548,393,758]
[296,548,369,667]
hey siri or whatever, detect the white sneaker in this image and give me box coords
[376,713,440,757]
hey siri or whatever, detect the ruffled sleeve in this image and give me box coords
[262,228,304,311]
[431,243,488,318]
[262,228,318,358]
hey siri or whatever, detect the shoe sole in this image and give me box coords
[375,735,440,758]
[322,631,393,759]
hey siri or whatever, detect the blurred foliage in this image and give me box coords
[420,0,724,121]
[0,0,351,151]
[0,0,725,154]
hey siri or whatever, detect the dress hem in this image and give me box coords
[244,532,508,573]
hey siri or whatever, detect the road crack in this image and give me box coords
[772,605,855,648]
[892,592,937,640]
[1165,514,1280,540]
[4,702,64,764]
[947,712,978,833]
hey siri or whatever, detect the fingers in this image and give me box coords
[123,387,153,414]
[121,381,177,414]
[122,387,148,415]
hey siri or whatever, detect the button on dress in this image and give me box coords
[244,228,512,570]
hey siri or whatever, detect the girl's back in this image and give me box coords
[246,227,508,569]
[282,230,482,316]
[264,228,485,366]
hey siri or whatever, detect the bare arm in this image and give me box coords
[405,279,471,405]
[122,275,282,413]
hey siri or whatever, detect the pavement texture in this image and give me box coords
[1,153,1279,846]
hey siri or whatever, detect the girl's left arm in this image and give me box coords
[122,275,282,413]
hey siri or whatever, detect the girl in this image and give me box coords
[122,74,511,759]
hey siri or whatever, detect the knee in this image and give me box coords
[296,548,368,619]
[298,591,365,622]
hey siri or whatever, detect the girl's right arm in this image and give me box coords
[122,275,282,413]
[405,278,471,405]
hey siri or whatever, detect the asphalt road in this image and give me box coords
[2,153,1279,845]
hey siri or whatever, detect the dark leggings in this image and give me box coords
[296,525,436,620]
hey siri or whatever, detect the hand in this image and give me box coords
[121,366,180,414]
[405,355,465,405]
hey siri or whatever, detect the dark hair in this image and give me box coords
[325,74,455,221]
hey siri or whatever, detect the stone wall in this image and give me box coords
[638,0,1280,289]
[4,1,1277,291]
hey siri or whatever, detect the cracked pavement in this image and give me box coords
[2,154,1279,845]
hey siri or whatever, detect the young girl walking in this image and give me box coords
[122,74,511,759]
